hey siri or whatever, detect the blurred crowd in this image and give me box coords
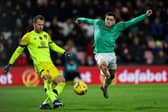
[0,0,167,66]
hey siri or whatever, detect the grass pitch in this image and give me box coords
[0,84,168,112]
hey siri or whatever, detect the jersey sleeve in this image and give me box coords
[49,43,65,54]
[47,33,65,54]
[76,18,101,26]
[77,18,94,25]
[9,33,29,64]
[19,33,30,46]
[9,46,25,64]
[116,14,147,31]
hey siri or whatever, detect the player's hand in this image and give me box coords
[3,64,12,74]
[75,20,79,24]
[74,20,83,26]
[64,52,73,59]
[146,9,152,16]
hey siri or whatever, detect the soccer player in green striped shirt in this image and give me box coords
[3,15,72,109]
[76,9,152,98]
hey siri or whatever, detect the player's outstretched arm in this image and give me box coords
[75,17,95,25]
[3,33,29,74]
[3,46,25,74]
[119,9,152,30]
[49,42,65,54]
[49,42,73,58]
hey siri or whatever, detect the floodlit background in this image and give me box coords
[0,0,167,66]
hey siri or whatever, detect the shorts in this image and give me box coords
[34,62,61,81]
[95,53,117,70]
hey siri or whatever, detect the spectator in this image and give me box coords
[155,50,167,64]
[0,0,167,66]
[144,50,154,65]
[64,52,80,82]
[151,17,164,40]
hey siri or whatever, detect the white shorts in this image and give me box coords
[95,53,117,70]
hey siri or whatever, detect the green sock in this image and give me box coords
[53,82,66,96]
[44,80,56,102]
[104,76,112,88]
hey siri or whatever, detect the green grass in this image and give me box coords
[0,84,168,112]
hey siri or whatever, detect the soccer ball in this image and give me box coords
[73,80,88,95]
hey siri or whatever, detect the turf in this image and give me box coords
[0,84,168,112]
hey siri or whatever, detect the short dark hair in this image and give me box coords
[105,12,116,19]
[33,15,45,23]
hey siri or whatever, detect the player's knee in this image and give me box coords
[54,75,66,84]
[100,62,107,69]
[100,63,107,72]
[59,76,66,83]
[42,75,51,81]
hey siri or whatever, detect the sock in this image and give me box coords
[44,80,56,102]
[42,80,52,104]
[42,97,51,104]
[104,76,113,88]
[53,82,66,96]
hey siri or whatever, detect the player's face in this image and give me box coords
[33,19,45,32]
[105,16,116,28]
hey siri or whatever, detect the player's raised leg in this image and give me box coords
[47,65,66,109]
[96,53,117,99]
[39,65,61,109]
